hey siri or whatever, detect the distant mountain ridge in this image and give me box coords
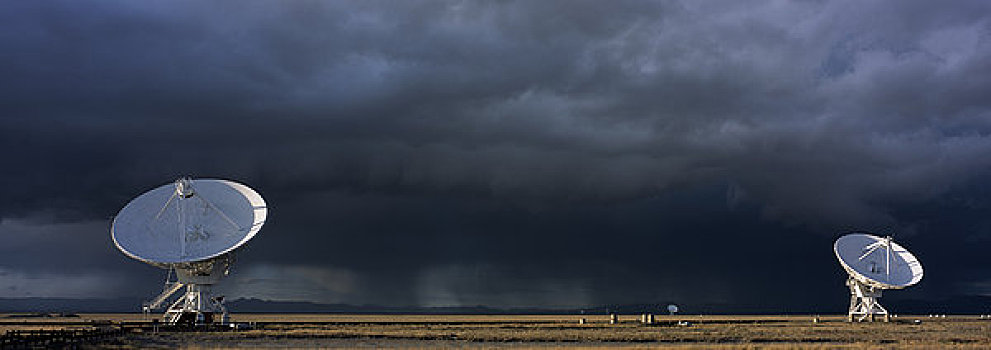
[0,297,144,313]
[1,296,988,315]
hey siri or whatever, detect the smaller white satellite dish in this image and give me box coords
[667,304,679,315]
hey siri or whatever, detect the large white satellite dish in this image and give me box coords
[834,233,923,322]
[112,178,267,325]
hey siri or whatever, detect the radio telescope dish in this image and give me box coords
[667,304,679,315]
[113,178,266,265]
[112,178,267,325]
[834,233,923,322]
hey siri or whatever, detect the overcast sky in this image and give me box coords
[1,0,990,311]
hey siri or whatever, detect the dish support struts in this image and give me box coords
[144,258,231,326]
[847,277,889,322]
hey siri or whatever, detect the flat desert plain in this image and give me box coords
[3,314,991,348]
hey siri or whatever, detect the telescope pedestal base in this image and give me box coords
[847,278,889,322]
[164,284,229,326]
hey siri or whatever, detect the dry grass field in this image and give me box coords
[3,313,991,348]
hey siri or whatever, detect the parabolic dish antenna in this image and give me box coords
[113,179,266,265]
[834,233,923,322]
[667,304,679,315]
[112,178,267,325]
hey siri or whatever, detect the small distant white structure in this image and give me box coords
[834,233,924,322]
[667,304,679,316]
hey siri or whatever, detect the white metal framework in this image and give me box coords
[141,258,232,325]
[162,258,231,325]
[846,277,889,322]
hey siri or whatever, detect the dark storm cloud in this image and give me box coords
[2,0,991,308]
